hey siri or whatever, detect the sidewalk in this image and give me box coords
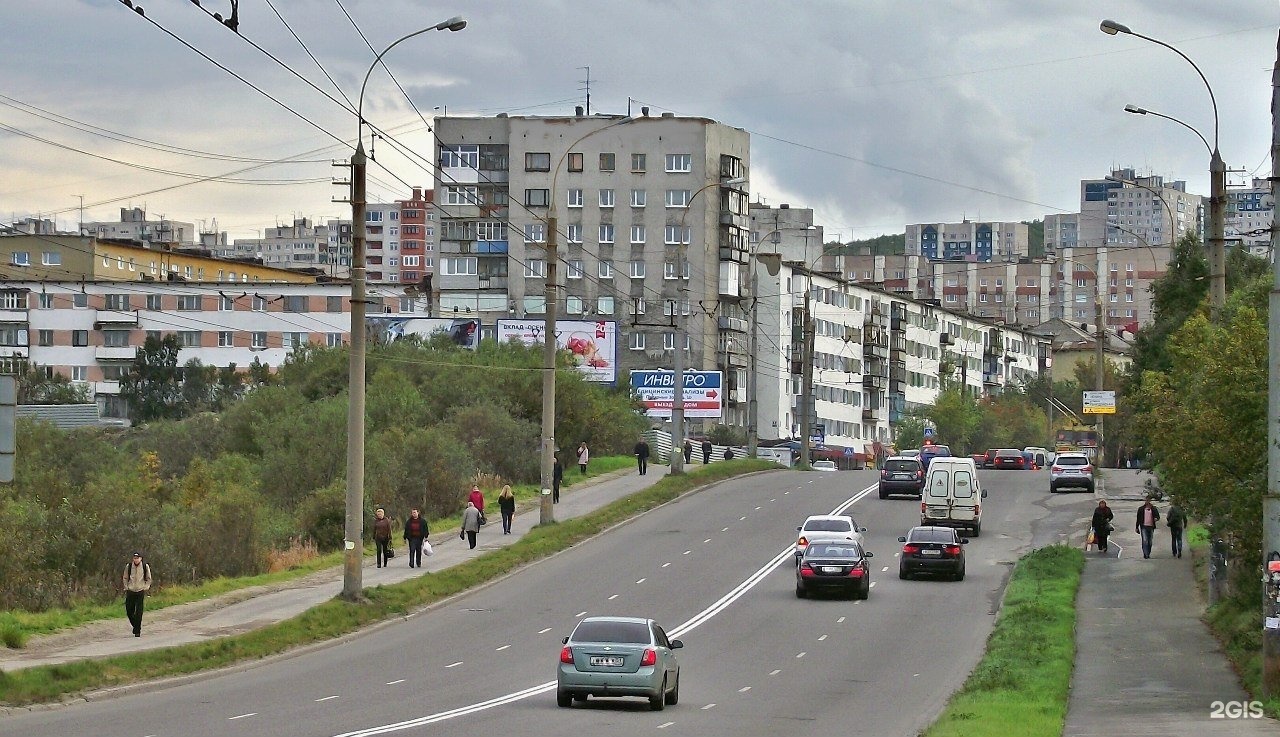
[1064,469,1280,735]
[0,465,666,673]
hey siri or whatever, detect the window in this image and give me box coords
[629,260,646,278]
[525,189,550,207]
[1109,293,1119,303]
[442,257,478,276]
[73,293,87,308]
[995,294,1004,303]
[567,224,582,244]
[101,366,127,381]
[522,296,546,314]
[398,296,416,313]
[37,293,53,309]
[1125,293,1134,302]
[599,259,614,279]
[664,225,691,244]
[71,330,88,347]
[282,332,307,349]
[666,189,691,208]
[176,331,200,347]
[568,260,584,280]
[251,332,267,349]
[37,329,53,346]
[525,152,551,171]
[1076,278,1088,288]
[218,295,234,311]
[663,332,677,350]
[599,152,616,171]
[253,296,268,311]
[283,296,306,314]
[665,153,692,172]
[327,296,343,312]
[631,189,646,207]
[524,259,546,278]
[105,294,130,311]
[71,366,87,382]
[599,224,615,244]
[326,333,343,347]
[979,293,988,303]
[11,251,30,266]
[177,295,202,311]
[567,152,583,172]
[567,188,583,208]
[444,186,479,205]
[599,189,615,208]
[1125,277,1134,287]
[440,144,479,169]
[631,153,647,172]
[565,296,583,314]
[146,330,161,342]
[525,223,546,243]
[629,332,646,350]
[663,299,678,316]
[102,330,130,347]
[631,225,646,244]
[664,261,680,280]
[945,294,958,303]
[597,296,615,314]
[402,255,420,266]
[41,251,61,266]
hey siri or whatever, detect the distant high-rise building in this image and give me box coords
[1079,168,1202,249]
[1043,213,1079,252]
[904,221,1029,262]
[1226,177,1272,258]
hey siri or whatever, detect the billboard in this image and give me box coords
[366,316,480,350]
[629,370,724,419]
[496,319,618,384]
[1082,390,1117,415]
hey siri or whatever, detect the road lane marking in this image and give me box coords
[721,527,729,532]
[445,662,463,668]
[796,652,806,659]
[657,721,674,728]
[870,582,877,588]
[739,516,746,521]
[496,645,511,651]
[574,611,587,617]
[818,635,828,641]
[738,686,751,692]
[769,669,781,676]
[754,506,761,511]
[636,578,646,584]
[702,704,717,710]
[386,679,405,685]
[836,617,846,624]
[608,594,619,600]
[704,538,711,543]
[770,498,776,502]
[538,627,552,634]
[683,550,691,555]
[316,695,339,702]
[881,566,889,572]
[662,562,671,568]
[784,491,790,494]
[228,713,256,721]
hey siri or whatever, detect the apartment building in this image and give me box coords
[1043,213,1079,252]
[1227,177,1273,258]
[363,187,436,285]
[1079,168,1202,248]
[232,218,338,274]
[904,221,1029,261]
[84,207,195,248]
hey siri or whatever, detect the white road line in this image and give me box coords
[817,634,828,641]
[881,566,889,572]
[739,516,746,521]
[754,506,762,511]
[796,652,806,659]
[702,704,717,710]
[738,686,751,692]
[869,581,877,588]
[721,527,729,532]
[538,627,552,634]
[769,669,781,676]
[662,562,671,568]
[608,594,619,600]
[496,645,511,651]
[574,611,587,617]
[836,616,846,623]
[316,695,340,702]
[784,490,790,494]
[636,578,646,584]
[657,721,675,729]
[770,498,776,502]
[683,550,691,555]
[445,661,463,668]
[228,713,256,721]
[703,538,711,543]
[386,679,405,685]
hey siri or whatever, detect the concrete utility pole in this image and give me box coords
[747,265,759,458]
[1209,149,1227,310]
[1094,293,1106,468]
[541,206,558,524]
[798,287,815,469]
[1261,29,1280,698]
[343,141,367,600]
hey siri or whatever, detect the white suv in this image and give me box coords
[795,515,866,563]
[1049,453,1095,493]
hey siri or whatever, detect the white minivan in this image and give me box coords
[920,457,987,537]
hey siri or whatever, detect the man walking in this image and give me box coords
[634,437,650,475]
[683,440,693,465]
[552,456,564,503]
[462,501,482,550]
[122,552,152,637]
[1167,502,1186,558]
[1135,497,1161,559]
[701,438,712,465]
[403,508,429,569]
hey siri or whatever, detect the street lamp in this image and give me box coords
[539,116,634,522]
[343,16,466,601]
[1101,19,1225,309]
[670,175,747,475]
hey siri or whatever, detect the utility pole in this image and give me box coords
[1209,149,1227,311]
[540,207,558,523]
[1261,28,1280,698]
[798,287,815,469]
[342,142,367,600]
[747,266,759,458]
[1094,293,1105,468]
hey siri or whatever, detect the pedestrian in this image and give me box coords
[468,484,485,514]
[723,447,735,461]
[1090,500,1114,553]
[1136,497,1161,559]
[577,441,590,474]
[701,438,712,465]
[1167,502,1186,558]
[122,552,152,637]
[498,485,515,535]
[683,439,693,464]
[403,508,429,568]
[462,501,482,549]
[552,456,564,503]
[373,507,393,568]
[634,437,650,475]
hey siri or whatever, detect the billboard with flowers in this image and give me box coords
[496,319,617,384]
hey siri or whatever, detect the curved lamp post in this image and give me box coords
[344,16,466,600]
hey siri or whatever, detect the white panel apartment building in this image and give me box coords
[904,221,1029,261]
[1227,177,1273,258]
[1079,168,1202,248]
[85,207,196,248]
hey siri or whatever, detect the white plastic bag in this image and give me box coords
[422,540,434,557]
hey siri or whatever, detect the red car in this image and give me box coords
[991,448,1028,470]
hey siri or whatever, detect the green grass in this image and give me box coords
[923,545,1086,737]
[0,459,775,706]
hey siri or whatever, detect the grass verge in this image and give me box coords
[0,457,636,646]
[922,545,1085,737]
[0,459,776,706]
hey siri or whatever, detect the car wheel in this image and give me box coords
[859,579,870,600]
[970,523,981,538]
[1086,484,1095,494]
[795,581,808,599]
[899,566,910,580]
[650,677,667,711]
[665,671,680,705]
[955,566,966,582]
[1049,486,1057,493]
[879,490,888,500]
[557,690,572,708]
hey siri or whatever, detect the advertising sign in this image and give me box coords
[496,319,618,384]
[629,370,723,419]
[1082,390,1117,415]
[366,316,480,349]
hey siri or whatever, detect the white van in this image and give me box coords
[920,457,987,537]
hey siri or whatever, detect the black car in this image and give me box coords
[991,448,1029,470]
[795,541,874,599]
[878,456,925,499]
[898,526,968,581]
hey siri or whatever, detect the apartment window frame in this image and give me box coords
[598,259,614,279]
[567,259,584,280]
[567,188,583,208]
[599,224,615,244]
[524,259,546,278]
[631,189,647,207]
[566,152,583,172]
[525,152,551,171]
[665,189,691,208]
[629,260,646,279]
[631,224,646,244]
[599,188,615,208]
[631,153,647,172]
[665,153,692,173]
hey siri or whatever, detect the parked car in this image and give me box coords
[918,443,953,471]
[921,457,986,536]
[983,449,999,468]
[795,514,867,562]
[879,456,925,499]
[557,616,683,710]
[1049,452,1095,493]
[991,448,1029,470]
[898,526,968,581]
[796,541,873,599]
[812,460,838,471]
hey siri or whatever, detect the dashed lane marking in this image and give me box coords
[818,635,828,641]
[445,662,463,668]
[538,627,552,634]
[836,617,846,624]
[386,679,405,685]
[702,704,717,710]
[721,527,729,532]
[881,566,889,572]
[496,645,511,651]
[636,578,646,584]
[738,686,751,693]
[769,669,781,676]
[316,696,339,702]
[796,652,806,659]
[228,713,257,721]
[739,516,747,521]
[574,611,587,617]
[754,506,762,511]
[608,594,619,600]
[657,721,675,729]
[704,539,712,543]
[662,562,671,568]
[683,550,691,555]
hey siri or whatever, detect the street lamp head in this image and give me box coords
[1099,19,1131,36]
[723,176,748,186]
[1123,104,1148,116]
[435,16,467,32]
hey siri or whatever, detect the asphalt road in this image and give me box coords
[4,466,1092,737]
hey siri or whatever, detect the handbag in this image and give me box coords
[479,511,487,526]
[423,540,434,557]
[386,545,395,559]
[459,529,466,540]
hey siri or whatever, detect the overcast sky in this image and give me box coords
[2,0,1277,241]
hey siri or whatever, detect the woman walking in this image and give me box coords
[498,485,516,535]
[373,507,393,568]
[577,441,590,474]
[1091,500,1115,553]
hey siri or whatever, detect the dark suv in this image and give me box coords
[879,456,925,499]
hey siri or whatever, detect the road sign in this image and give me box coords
[923,427,934,438]
[1082,390,1117,415]
[630,370,723,419]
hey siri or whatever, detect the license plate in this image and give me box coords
[821,566,842,573]
[921,549,941,556]
[590,656,624,667]
[893,474,910,480]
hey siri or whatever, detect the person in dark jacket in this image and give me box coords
[1090,500,1114,553]
[723,447,735,461]
[634,438,651,475]
[683,440,693,464]
[122,552,152,637]
[498,485,516,535]
[1136,498,1161,559]
[462,502,482,549]
[701,439,712,465]
[1167,503,1187,558]
[403,508,429,568]
[373,507,393,568]
[552,457,564,503]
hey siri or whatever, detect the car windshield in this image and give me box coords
[922,445,951,456]
[909,528,956,543]
[572,620,651,644]
[1057,456,1089,466]
[996,449,1022,458]
[806,543,862,558]
[804,519,853,532]
[885,460,919,472]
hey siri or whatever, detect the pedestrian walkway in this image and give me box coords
[1064,469,1280,736]
[0,466,667,673]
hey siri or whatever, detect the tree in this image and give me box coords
[923,387,982,454]
[16,367,91,405]
[180,358,217,411]
[1129,233,1209,378]
[120,334,184,423]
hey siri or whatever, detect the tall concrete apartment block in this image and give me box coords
[1043,213,1079,252]
[432,112,751,381]
[1079,168,1203,248]
[1227,177,1273,258]
[904,221,1029,261]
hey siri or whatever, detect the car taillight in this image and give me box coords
[640,648,657,667]
[903,544,920,555]
[974,504,980,517]
[848,567,864,577]
[917,469,924,478]
[945,545,962,555]
[560,646,574,664]
[800,562,817,577]
[1082,465,1092,474]
[921,501,927,514]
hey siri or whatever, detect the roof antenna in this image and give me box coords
[579,65,591,115]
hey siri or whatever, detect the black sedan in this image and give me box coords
[991,448,1029,470]
[795,541,874,599]
[898,526,968,581]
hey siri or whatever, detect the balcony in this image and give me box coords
[863,406,884,421]
[983,371,1001,385]
[96,346,137,361]
[94,310,138,328]
[890,316,905,332]
[0,309,26,324]
[717,315,747,333]
[862,373,886,390]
